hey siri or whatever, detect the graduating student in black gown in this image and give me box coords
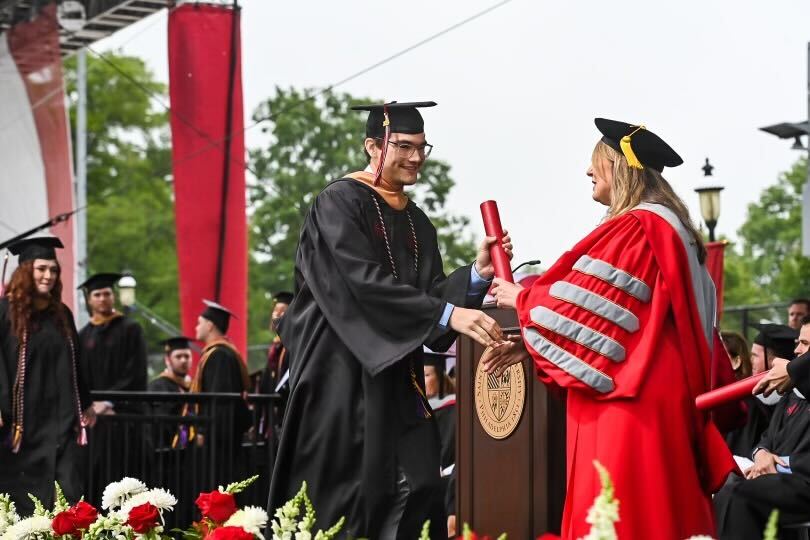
[0,237,94,515]
[148,336,192,447]
[715,320,810,539]
[77,273,148,409]
[190,300,250,483]
[725,324,797,457]
[77,273,148,485]
[267,101,511,539]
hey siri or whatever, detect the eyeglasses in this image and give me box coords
[376,138,433,159]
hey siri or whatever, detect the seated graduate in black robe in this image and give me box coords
[0,237,92,515]
[267,101,511,540]
[147,336,192,448]
[189,300,251,482]
[725,324,798,457]
[715,323,810,540]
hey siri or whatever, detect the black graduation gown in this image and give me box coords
[78,314,148,401]
[197,343,250,474]
[148,375,187,448]
[714,391,810,539]
[0,298,89,515]
[431,397,457,516]
[268,179,487,539]
[257,341,288,439]
[788,350,810,398]
[725,396,774,457]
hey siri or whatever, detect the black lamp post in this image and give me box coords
[694,158,724,242]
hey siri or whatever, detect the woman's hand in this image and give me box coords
[474,231,513,280]
[490,278,524,309]
[480,335,530,377]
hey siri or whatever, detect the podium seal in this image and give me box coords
[474,356,526,440]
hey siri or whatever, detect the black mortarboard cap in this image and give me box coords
[352,101,437,138]
[77,273,122,292]
[273,291,294,305]
[423,345,455,372]
[161,336,193,353]
[750,323,798,360]
[595,118,683,173]
[201,299,235,334]
[8,236,63,263]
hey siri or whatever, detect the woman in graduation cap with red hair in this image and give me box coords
[489,119,737,539]
[0,237,94,515]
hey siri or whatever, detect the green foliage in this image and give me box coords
[28,494,48,518]
[223,475,259,495]
[64,52,178,360]
[54,482,69,513]
[763,508,779,540]
[723,157,810,329]
[248,88,477,346]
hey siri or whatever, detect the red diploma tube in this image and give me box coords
[480,200,514,283]
[695,372,767,411]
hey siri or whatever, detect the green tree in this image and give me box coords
[722,157,810,330]
[247,88,477,347]
[64,52,178,359]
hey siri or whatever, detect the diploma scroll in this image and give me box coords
[480,200,514,283]
[695,372,767,411]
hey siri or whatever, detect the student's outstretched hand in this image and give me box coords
[449,307,504,347]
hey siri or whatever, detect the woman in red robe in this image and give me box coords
[488,119,736,539]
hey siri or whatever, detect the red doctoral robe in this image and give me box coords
[516,203,736,539]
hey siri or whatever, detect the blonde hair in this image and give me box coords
[592,141,707,263]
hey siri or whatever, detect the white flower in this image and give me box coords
[0,515,51,540]
[115,488,177,521]
[102,478,148,510]
[226,506,268,538]
[685,537,716,540]
[0,496,19,537]
[294,532,311,540]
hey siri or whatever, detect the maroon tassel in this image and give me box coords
[77,426,88,447]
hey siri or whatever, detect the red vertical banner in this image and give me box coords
[6,4,76,311]
[168,4,247,364]
[705,241,727,323]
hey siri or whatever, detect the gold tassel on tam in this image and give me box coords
[620,125,646,169]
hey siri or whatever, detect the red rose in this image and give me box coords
[195,491,237,523]
[52,502,99,537]
[206,526,254,540]
[52,511,78,537]
[71,501,98,530]
[127,502,160,534]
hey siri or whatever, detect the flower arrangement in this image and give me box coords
[0,470,785,540]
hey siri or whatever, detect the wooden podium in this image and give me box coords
[456,305,567,538]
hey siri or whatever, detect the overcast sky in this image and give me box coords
[96,0,810,269]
